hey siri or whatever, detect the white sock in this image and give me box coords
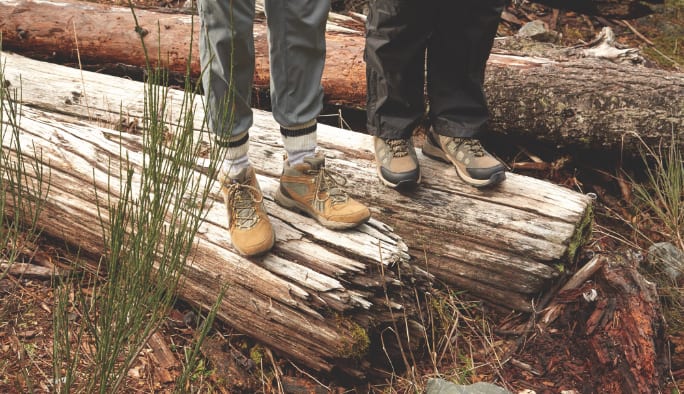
[217,131,250,178]
[221,154,250,179]
[281,120,317,165]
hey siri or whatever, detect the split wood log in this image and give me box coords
[1,51,593,370]
[1,0,682,156]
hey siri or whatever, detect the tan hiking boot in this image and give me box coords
[275,155,371,229]
[219,166,275,257]
[373,137,421,188]
[422,128,506,188]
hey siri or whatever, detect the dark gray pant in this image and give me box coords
[199,0,330,139]
[365,0,505,139]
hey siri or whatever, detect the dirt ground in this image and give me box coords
[1,0,682,393]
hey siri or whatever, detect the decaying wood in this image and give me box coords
[1,0,682,155]
[147,332,179,385]
[582,251,668,392]
[540,254,606,326]
[1,52,593,372]
[1,262,66,278]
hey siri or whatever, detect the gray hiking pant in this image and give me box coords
[198,0,330,139]
[365,0,505,139]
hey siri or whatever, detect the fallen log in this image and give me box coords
[1,85,424,379]
[532,0,663,19]
[1,0,682,156]
[1,51,593,370]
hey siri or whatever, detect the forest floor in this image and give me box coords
[1,0,682,393]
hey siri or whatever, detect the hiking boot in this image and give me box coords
[422,128,506,188]
[373,137,421,188]
[219,166,275,257]
[275,155,371,229]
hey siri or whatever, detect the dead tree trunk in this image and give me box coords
[1,0,681,155]
[1,51,593,371]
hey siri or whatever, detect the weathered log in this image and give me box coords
[531,0,663,19]
[0,56,424,377]
[1,52,593,371]
[2,51,594,311]
[1,0,682,155]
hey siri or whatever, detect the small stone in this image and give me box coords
[517,20,561,43]
[647,242,684,281]
[426,378,512,394]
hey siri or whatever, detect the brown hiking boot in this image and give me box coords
[422,128,506,188]
[219,166,275,257]
[275,155,371,229]
[373,137,421,188]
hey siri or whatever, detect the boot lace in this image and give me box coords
[386,139,410,157]
[226,182,262,229]
[454,138,485,157]
[308,167,349,206]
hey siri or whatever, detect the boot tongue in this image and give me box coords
[303,156,325,170]
[230,167,250,184]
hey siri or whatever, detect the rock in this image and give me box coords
[647,242,684,281]
[516,20,561,43]
[426,378,512,394]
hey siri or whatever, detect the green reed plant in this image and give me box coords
[0,51,50,280]
[174,286,225,394]
[50,11,228,391]
[90,68,220,393]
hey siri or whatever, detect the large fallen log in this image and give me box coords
[1,51,593,370]
[532,0,663,19]
[0,58,425,378]
[1,0,682,156]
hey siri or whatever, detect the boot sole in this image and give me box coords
[422,141,506,188]
[274,188,368,230]
[375,166,421,189]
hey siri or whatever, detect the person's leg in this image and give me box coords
[422,0,507,188]
[365,0,432,187]
[268,0,370,228]
[199,0,256,176]
[264,0,328,165]
[426,0,504,138]
[199,0,274,256]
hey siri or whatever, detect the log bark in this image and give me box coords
[1,51,593,371]
[1,0,682,156]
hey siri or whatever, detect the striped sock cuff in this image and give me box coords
[280,119,318,157]
[215,131,249,149]
[216,131,250,161]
